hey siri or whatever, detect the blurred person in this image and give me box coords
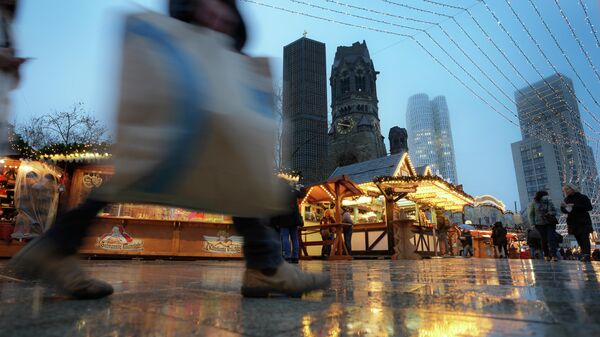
[436,214,452,256]
[0,0,26,155]
[320,204,335,257]
[528,191,559,261]
[460,229,473,257]
[592,249,600,262]
[527,228,543,260]
[10,0,330,299]
[561,183,593,262]
[272,181,304,264]
[491,222,508,258]
[341,207,353,255]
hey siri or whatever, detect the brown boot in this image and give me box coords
[241,262,330,298]
[9,237,114,300]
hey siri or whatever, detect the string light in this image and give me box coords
[526,0,600,116]
[577,0,600,48]
[552,0,600,85]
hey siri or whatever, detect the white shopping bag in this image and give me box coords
[99,11,285,217]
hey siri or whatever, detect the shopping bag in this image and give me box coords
[99,11,285,217]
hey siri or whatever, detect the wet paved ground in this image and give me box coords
[1,258,600,337]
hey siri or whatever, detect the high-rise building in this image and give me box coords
[511,138,564,211]
[328,41,386,173]
[512,73,598,210]
[406,94,458,184]
[282,37,328,184]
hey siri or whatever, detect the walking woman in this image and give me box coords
[528,191,559,261]
[561,183,593,262]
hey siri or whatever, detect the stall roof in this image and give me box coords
[375,176,474,212]
[302,175,363,204]
[329,152,416,184]
[415,165,432,177]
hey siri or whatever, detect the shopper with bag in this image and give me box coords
[10,0,330,299]
[561,183,594,262]
[528,190,559,261]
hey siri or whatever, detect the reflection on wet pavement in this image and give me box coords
[2,259,600,336]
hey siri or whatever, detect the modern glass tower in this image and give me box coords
[406,94,458,184]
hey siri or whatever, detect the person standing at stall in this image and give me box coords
[320,204,335,257]
[561,183,593,262]
[273,182,305,264]
[341,207,353,255]
[528,191,559,261]
[10,0,330,300]
[491,222,508,258]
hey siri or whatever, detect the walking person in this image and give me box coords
[436,215,451,256]
[341,207,353,255]
[9,0,330,299]
[528,191,559,261]
[273,182,305,264]
[561,183,593,262]
[460,229,473,257]
[0,0,25,155]
[491,222,508,258]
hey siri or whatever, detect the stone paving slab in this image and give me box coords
[1,258,600,336]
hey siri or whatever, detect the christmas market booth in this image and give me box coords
[299,152,474,260]
[0,143,242,259]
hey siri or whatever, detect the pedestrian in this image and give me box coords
[565,248,573,260]
[320,204,335,257]
[341,207,353,255]
[9,0,330,299]
[561,183,593,262]
[436,214,452,256]
[460,229,473,257]
[528,191,559,261]
[272,181,305,264]
[527,228,543,260]
[491,222,508,258]
[0,0,25,155]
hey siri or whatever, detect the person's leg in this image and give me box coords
[235,217,330,297]
[280,227,291,260]
[290,226,299,262]
[536,226,549,259]
[9,198,113,299]
[343,227,352,255]
[233,217,282,271]
[575,232,591,259]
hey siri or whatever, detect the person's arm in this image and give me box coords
[528,203,535,225]
[572,194,593,212]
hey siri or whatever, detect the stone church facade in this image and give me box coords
[328,41,387,174]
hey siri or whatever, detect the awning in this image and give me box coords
[302,175,363,204]
[374,176,473,212]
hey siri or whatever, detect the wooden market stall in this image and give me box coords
[1,159,243,259]
[298,175,362,260]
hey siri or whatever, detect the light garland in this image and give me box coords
[578,0,600,48]
[43,152,112,162]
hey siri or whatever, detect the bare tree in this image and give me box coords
[17,102,110,149]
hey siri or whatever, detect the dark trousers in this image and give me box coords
[320,230,333,257]
[574,232,592,257]
[536,224,558,258]
[44,199,283,270]
[343,226,352,255]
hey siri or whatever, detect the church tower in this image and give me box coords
[328,41,387,174]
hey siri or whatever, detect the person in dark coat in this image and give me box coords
[272,182,305,264]
[561,183,593,261]
[491,222,508,258]
[528,190,559,261]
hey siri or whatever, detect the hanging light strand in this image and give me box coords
[577,0,600,48]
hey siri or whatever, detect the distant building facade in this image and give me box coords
[282,37,328,184]
[328,41,386,173]
[512,73,599,210]
[406,94,458,184]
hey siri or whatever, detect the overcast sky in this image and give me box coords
[9,0,600,211]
